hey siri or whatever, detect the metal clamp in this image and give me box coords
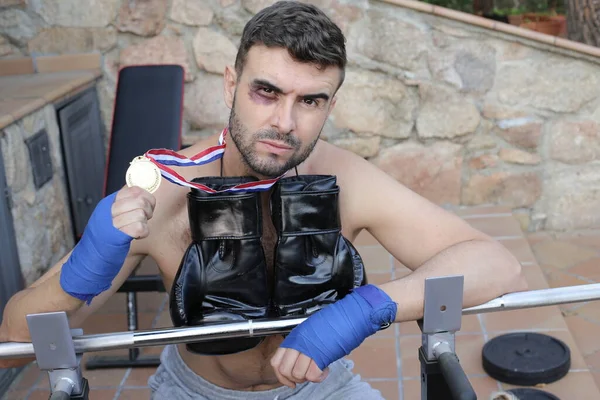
[26,312,89,400]
[419,275,476,400]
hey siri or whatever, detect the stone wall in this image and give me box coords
[2,0,600,232]
[0,105,75,285]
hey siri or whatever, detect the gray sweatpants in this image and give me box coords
[148,345,385,400]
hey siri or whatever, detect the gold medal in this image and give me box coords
[126,156,162,194]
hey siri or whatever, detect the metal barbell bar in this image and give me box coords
[1,282,600,360]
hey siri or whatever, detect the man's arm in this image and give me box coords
[341,153,528,321]
[272,145,528,387]
[0,186,155,368]
[0,250,144,368]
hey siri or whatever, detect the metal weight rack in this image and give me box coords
[2,278,600,400]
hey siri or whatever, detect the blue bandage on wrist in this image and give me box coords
[60,192,133,305]
[280,284,397,370]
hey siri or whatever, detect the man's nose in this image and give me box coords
[270,98,296,134]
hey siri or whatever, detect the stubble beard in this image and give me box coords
[227,100,321,178]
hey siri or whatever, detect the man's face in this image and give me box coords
[223,45,341,178]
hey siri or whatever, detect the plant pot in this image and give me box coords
[520,20,563,36]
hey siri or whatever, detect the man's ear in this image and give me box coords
[223,65,237,109]
[327,96,338,115]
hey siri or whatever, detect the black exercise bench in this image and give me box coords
[85,64,184,370]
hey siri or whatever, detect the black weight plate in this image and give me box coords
[482,332,570,386]
[507,388,561,400]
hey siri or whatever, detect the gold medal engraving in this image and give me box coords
[126,156,162,194]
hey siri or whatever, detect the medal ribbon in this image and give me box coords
[143,128,284,194]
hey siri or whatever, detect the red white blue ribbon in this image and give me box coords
[143,128,283,193]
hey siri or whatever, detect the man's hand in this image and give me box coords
[270,348,329,388]
[270,284,397,388]
[112,186,157,239]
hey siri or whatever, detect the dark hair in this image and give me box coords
[235,1,347,87]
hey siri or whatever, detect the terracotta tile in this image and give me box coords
[367,272,392,286]
[140,345,165,357]
[402,378,421,399]
[82,367,127,388]
[366,380,400,400]
[500,238,538,264]
[399,334,485,379]
[356,246,392,273]
[467,216,524,238]
[568,257,600,282]
[526,231,555,248]
[501,370,600,399]
[11,363,43,390]
[541,264,593,289]
[565,315,600,356]
[592,371,600,392]
[84,388,117,399]
[153,309,173,329]
[531,240,597,269]
[398,335,422,379]
[459,315,483,333]
[79,311,157,334]
[470,375,503,399]
[571,301,600,324]
[455,335,487,376]
[119,387,152,399]
[25,390,51,400]
[584,349,600,370]
[556,232,600,252]
[124,367,157,387]
[398,320,421,335]
[2,389,29,400]
[96,292,166,314]
[137,256,160,274]
[481,305,565,332]
[347,335,398,379]
[521,264,550,290]
[354,230,380,246]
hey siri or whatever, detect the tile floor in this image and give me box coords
[2,206,600,400]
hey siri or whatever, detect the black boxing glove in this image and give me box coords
[270,175,367,318]
[169,176,270,355]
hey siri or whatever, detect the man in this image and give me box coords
[0,1,527,399]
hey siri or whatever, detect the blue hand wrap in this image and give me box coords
[280,284,397,370]
[60,192,133,305]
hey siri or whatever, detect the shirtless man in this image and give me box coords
[0,2,527,399]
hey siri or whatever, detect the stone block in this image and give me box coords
[416,84,480,139]
[193,27,237,74]
[171,0,213,26]
[331,68,417,139]
[28,27,117,54]
[538,165,600,231]
[462,171,542,208]
[31,0,119,27]
[549,120,600,164]
[371,141,463,205]
[184,73,230,130]
[117,0,168,37]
